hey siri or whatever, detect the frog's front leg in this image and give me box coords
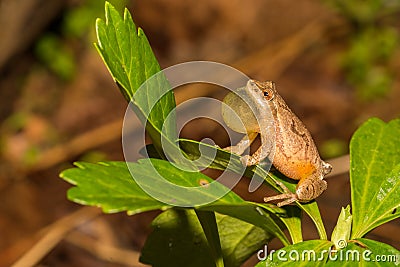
[240,132,274,166]
[224,132,258,155]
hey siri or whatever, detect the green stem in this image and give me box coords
[195,210,224,267]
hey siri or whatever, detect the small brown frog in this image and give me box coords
[221,80,332,207]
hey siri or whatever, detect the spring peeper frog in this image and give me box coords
[221,80,332,207]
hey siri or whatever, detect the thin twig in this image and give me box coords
[28,119,125,172]
[11,207,101,267]
[326,154,350,178]
[234,19,325,79]
[65,231,147,267]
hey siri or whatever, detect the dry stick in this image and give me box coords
[326,154,349,178]
[235,19,325,79]
[11,207,101,267]
[0,0,64,69]
[65,231,147,267]
[28,119,125,172]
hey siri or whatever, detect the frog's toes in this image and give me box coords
[241,154,262,166]
[240,155,251,166]
[264,193,298,207]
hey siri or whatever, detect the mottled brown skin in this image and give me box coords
[223,80,332,206]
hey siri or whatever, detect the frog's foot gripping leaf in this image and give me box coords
[240,153,262,166]
[264,179,298,207]
[264,193,298,207]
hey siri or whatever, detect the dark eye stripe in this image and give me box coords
[263,89,274,100]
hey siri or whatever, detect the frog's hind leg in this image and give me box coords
[224,132,258,155]
[264,179,298,207]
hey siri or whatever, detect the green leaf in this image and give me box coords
[60,161,167,214]
[61,158,289,244]
[350,118,400,238]
[200,204,289,246]
[140,209,274,267]
[60,159,234,213]
[331,205,352,250]
[255,238,400,266]
[96,2,162,102]
[179,139,327,240]
[95,2,179,157]
[276,204,303,244]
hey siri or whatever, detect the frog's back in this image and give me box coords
[271,96,322,180]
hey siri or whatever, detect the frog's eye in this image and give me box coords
[263,89,274,101]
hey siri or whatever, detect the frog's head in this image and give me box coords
[221,80,276,134]
[250,80,276,102]
[245,80,279,115]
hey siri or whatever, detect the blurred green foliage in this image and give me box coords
[0,112,58,167]
[34,0,129,81]
[342,26,398,100]
[62,0,105,39]
[326,0,400,101]
[35,34,76,80]
[320,138,348,159]
[327,0,396,25]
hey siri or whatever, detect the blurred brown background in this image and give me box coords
[0,0,399,266]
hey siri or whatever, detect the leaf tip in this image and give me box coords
[123,6,133,22]
[137,27,145,37]
[104,1,111,20]
[95,18,104,47]
[104,1,122,24]
[104,1,112,12]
